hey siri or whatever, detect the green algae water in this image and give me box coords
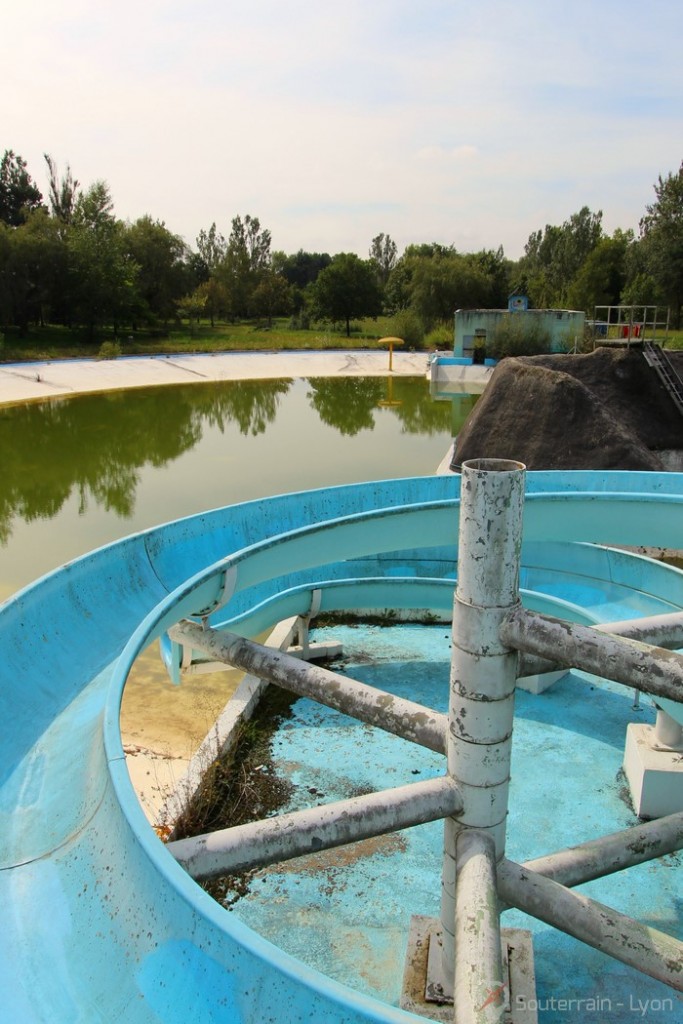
[0,376,454,601]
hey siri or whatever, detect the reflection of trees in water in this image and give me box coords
[306,376,452,437]
[0,376,447,544]
[306,377,383,436]
[197,379,291,435]
[388,379,453,435]
[0,379,291,543]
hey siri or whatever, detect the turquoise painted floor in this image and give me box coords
[227,623,683,1024]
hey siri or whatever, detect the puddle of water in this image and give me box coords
[122,644,245,823]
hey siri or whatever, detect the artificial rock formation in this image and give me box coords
[451,348,683,472]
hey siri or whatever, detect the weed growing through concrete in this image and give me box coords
[172,685,297,905]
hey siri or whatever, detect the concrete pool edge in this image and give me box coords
[0,349,474,408]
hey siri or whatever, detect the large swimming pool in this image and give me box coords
[0,375,452,600]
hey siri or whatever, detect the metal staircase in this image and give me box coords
[643,342,683,416]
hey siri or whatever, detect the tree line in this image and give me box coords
[1,149,682,344]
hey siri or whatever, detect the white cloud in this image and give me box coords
[2,0,682,259]
[415,145,479,164]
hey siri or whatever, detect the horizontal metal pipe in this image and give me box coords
[521,811,683,888]
[502,607,683,704]
[168,776,462,880]
[169,620,448,753]
[498,859,683,991]
[518,610,683,679]
[454,831,505,1024]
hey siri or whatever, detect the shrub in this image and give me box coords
[96,340,122,360]
[387,308,426,350]
[424,323,453,350]
[289,311,311,330]
[489,315,551,359]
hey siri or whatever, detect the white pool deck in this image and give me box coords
[0,349,459,407]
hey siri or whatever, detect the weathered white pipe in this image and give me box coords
[169,620,448,753]
[441,458,526,985]
[518,610,683,678]
[454,830,505,1024]
[498,859,683,991]
[502,607,683,704]
[167,776,462,880]
[520,810,683,888]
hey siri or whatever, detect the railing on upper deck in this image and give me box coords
[589,303,670,348]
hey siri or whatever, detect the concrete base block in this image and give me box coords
[401,915,537,1023]
[623,722,683,818]
[517,669,569,695]
[287,641,344,661]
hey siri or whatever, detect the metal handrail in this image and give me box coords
[644,341,683,416]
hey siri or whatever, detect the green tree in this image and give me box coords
[409,252,494,328]
[67,182,138,337]
[0,151,43,226]
[126,216,189,327]
[522,207,603,307]
[559,207,603,282]
[0,223,12,326]
[198,275,230,327]
[5,209,64,332]
[470,246,510,307]
[218,214,272,319]
[274,249,331,315]
[639,162,683,327]
[44,154,79,232]
[522,224,563,306]
[566,230,632,312]
[384,243,456,313]
[196,222,227,275]
[250,270,292,325]
[369,232,398,290]
[312,253,382,335]
[275,249,331,289]
[176,287,207,336]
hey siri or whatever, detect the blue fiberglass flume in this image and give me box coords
[0,471,682,1023]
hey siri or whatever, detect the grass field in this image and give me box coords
[0,318,681,363]
[0,317,402,363]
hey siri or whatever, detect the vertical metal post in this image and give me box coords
[654,707,683,750]
[441,458,525,984]
[454,830,505,1024]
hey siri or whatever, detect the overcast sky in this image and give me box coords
[3,1,682,260]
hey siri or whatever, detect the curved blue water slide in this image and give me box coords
[207,540,683,637]
[1,472,682,1023]
[161,538,683,676]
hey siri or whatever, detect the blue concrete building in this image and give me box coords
[454,304,585,360]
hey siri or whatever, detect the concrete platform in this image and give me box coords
[227,623,682,1020]
[0,350,435,408]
